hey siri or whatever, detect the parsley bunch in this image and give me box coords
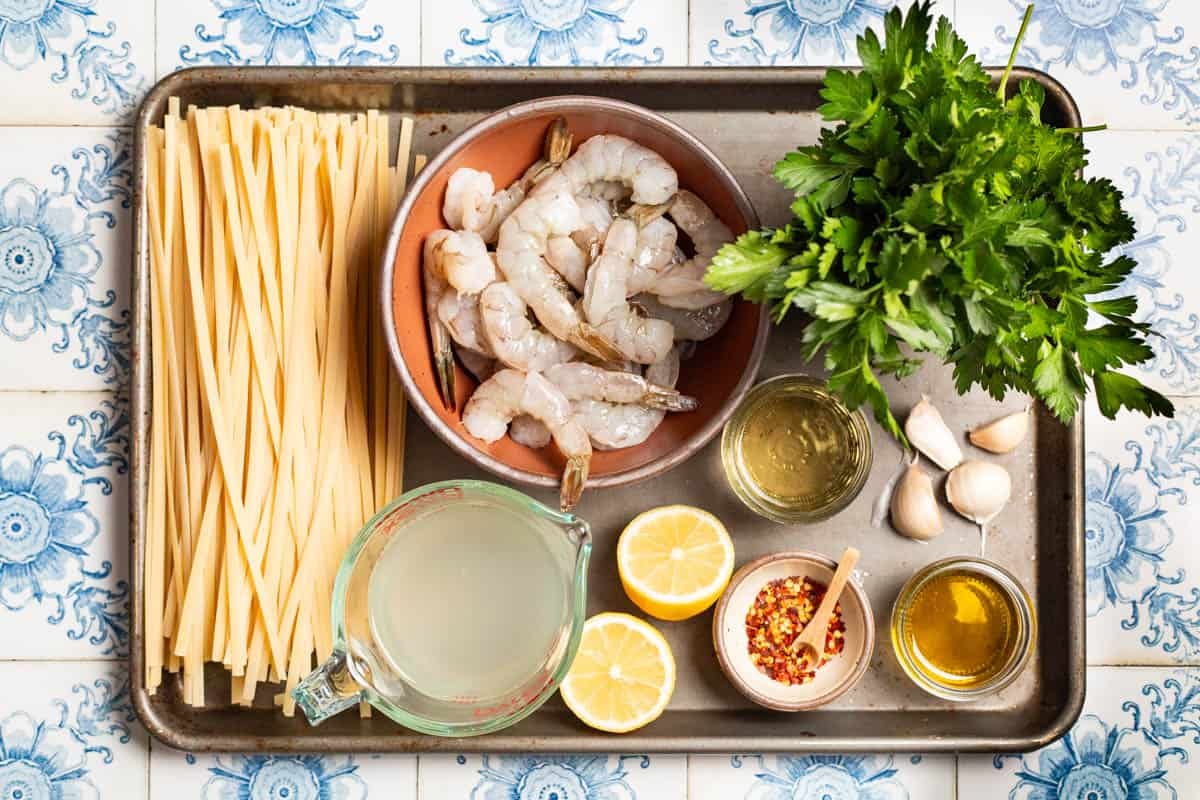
[704,2,1172,442]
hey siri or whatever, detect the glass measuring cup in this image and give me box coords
[292,480,591,736]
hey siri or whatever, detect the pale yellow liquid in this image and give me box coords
[367,500,567,702]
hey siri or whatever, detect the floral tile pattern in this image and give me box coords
[0,661,146,800]
[150,746,417,800]
[426,0,688,66]
[419,753,687,799]
[0,127,131,392]
[955,0,1200,130]
[959,667,1200,799]
[0,0,151,125]
[155,0,421,74]
[0,0,1199,797]
[689,754,955,799]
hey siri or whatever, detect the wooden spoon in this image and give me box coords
[791,547,860,663]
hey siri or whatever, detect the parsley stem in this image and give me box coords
[998,4,1035,100]
[1056,124,1107,134]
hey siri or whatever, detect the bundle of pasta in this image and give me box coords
[142,100,418,713]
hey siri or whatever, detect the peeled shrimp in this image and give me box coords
[582,217,675,364]
[632,293,733,342]
[437,290,492,356]
[422,230,457,408]
[536,134,678,206]
[443,168,495,233]
[653,190,732,309]
[627,215,679,295]
[510,414,551,449]
[463,369,591,510]
[436,229,495,295]
[544,362,696,411]
[454,345,495,383]
[496,191,622,362]
[479,281,577,372]
[575,348,683,450]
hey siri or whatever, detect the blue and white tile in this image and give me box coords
[1087,132,1200,397]
[0,660,147,800]
[419,753,687,798]
[692,0,954,67]
[1084,397,1200,667]
[0,392,129,660]
[956,0,1200,130]
[156,0,420,74]
[689,753,955,799]
[0,0,152,125]
[959,667,1200,798]
[0,127,131,392]
[427,0,687,67]
[151,746,416,799]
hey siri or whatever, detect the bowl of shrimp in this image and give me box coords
[382,96,770,509]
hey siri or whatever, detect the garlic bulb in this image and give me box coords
[904,397,963,471]
[946,460,1011,524]
[969,408,1029,454]
[890,462,943,540]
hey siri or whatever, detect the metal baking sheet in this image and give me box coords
[130,66,1084,753]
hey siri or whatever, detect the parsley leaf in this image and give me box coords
[704,1,1174,438]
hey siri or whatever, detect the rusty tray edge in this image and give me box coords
[129,65,1085,754]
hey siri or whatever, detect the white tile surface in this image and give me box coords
[0,661,147,800]
[156,0,421,75]
[420,754,687,799]
[0,127,131,392]
[0,0,153,125]
[0,392,129,659]
[151,745,417,799]
[689,753,955,799]
[960,667,1200,798]
[955,0,1200,129]
[425,0,688,66]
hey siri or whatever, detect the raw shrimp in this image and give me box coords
[463,369,591,510]
[574,348,683,450]
[437,290,492,356]
[422,230,457,408]
[544,362,697,411]
[510,414,551,448]
[454,345,495,383]
[632,293,733,342]
[443,119,574,243]
[582,217,675,364]
[653,190,732,309]
[437,229,495,295]
[479,281,577,372]
[544,194,617,291]
[627,215,679,295]
[495,191,623,362]
[535,134,678,206]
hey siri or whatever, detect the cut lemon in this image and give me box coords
[617,505,735,621]
[560,613,676,733]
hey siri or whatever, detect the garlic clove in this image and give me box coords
[904,396,963,471]
[969,408,1029,454]
[890,462,943,540]
[946,460,1011,525]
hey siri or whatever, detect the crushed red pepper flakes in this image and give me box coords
[745,575,846,686]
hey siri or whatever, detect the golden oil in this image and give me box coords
[721,375,872,523]
[891,558,1036,700]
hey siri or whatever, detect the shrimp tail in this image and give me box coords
[431,324,457,410]
[545,116,574,165]
[560,454,590,511]
[572,323,625,363]
[642,386,699,412]
[627,197,676,229]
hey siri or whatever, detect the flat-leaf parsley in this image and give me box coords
[704,2,1172,442]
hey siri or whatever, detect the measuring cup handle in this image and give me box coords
[292,651,363,726]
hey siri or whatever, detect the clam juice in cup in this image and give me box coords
[293,480,591,737]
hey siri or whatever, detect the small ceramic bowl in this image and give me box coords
[382,96,770,491]
[713,551,874,711]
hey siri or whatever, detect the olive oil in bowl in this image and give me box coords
[891,558,1036,700]
[721,375,872,523]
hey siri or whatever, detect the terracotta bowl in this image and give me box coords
[382,96,769,490]
[713,552,875,711]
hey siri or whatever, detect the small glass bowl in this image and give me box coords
[891,557,1037,702]
[720,374,872,523]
